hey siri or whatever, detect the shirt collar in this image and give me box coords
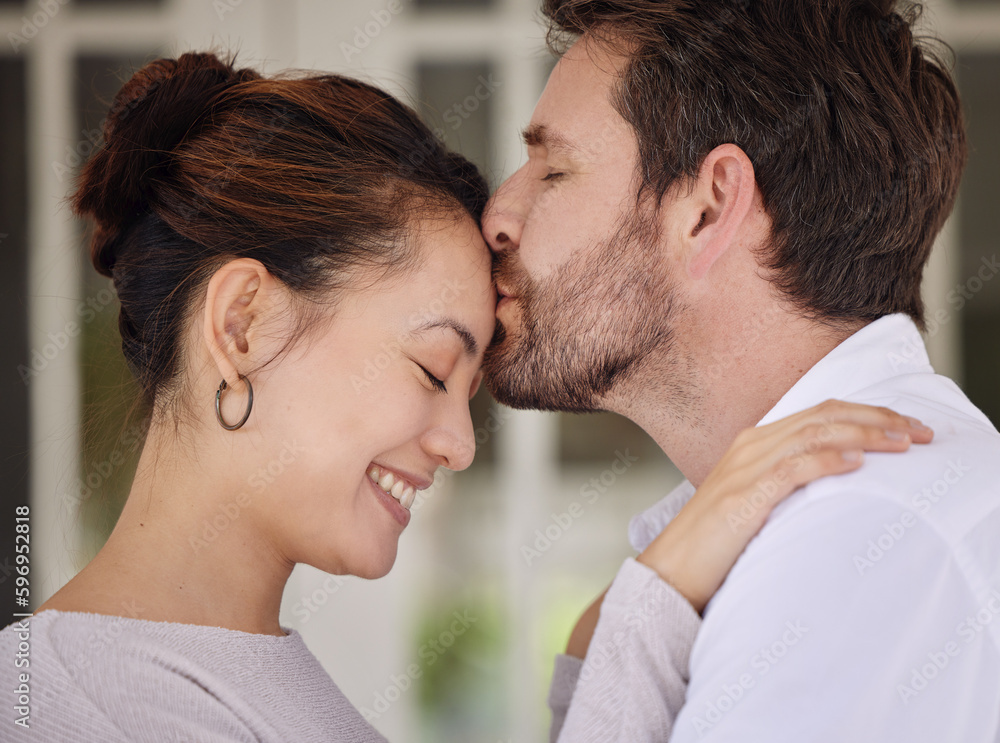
[756,313,932,428]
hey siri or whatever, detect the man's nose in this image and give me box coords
[482,167,528,254]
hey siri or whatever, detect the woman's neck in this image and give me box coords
[38,434,293,636]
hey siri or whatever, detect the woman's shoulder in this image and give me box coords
[0,609,318,693]
[0,611,191,742]
[2,608,299,663]
[0,611,387,743]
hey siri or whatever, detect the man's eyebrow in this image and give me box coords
[522,124,580,157]
[411,319,479,357]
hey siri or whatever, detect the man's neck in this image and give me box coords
[605,309,859,487]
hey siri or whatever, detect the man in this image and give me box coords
[481,0,1000,740]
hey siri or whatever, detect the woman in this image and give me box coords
[0,52,930,742]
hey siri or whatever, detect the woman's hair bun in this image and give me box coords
[74,52,259,278]
[71,50,490,405]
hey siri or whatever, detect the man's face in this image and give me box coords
[481,37,680,412]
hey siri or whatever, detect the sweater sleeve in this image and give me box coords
[555,558,701,743]
[547,653,583,742]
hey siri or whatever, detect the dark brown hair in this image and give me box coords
[74,52,488,406]
[542,0,967,329]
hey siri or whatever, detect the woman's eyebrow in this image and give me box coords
[411,319,479,357]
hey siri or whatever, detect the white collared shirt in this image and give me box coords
[567,314,1000,742]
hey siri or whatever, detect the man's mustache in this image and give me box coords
[491,250,533,300]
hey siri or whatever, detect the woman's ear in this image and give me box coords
[202,258,273,386]
[680,144,758,280]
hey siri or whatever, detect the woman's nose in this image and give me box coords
[421,402,477,472]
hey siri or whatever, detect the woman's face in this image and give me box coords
[247,213,496,579]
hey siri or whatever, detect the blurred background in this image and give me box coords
[0,0,997,740]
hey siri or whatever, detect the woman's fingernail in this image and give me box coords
[843,449,864,462]
[905,416,931,430]
[886,429,909,441]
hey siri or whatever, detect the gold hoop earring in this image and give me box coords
[215,375,253,431]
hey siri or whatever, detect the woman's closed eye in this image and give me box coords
[418,364,448,393]
[542,171,565,182]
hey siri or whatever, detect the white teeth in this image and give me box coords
[400,486,415,509]
[367,465,416,511]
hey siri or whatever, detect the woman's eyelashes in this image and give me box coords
[418,364,448,393]
[542,171,565,182]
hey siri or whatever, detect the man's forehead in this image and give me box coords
[528,42,634,162]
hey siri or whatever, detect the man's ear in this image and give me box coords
[678,144,757,280]
[202,258,273,386]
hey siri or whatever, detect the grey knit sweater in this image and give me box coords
[0,582,696,742]
[0,610,387,742]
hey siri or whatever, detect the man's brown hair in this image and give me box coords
[542,0,967,329]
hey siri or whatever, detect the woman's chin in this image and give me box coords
[316,546,398,581]
[352,557,396,581]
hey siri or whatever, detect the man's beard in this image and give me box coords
[483,208,682,413]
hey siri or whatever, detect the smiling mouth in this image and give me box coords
[367,465,418,510]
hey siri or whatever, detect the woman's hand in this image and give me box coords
[566,400,933,658]
[637,400,933,613]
